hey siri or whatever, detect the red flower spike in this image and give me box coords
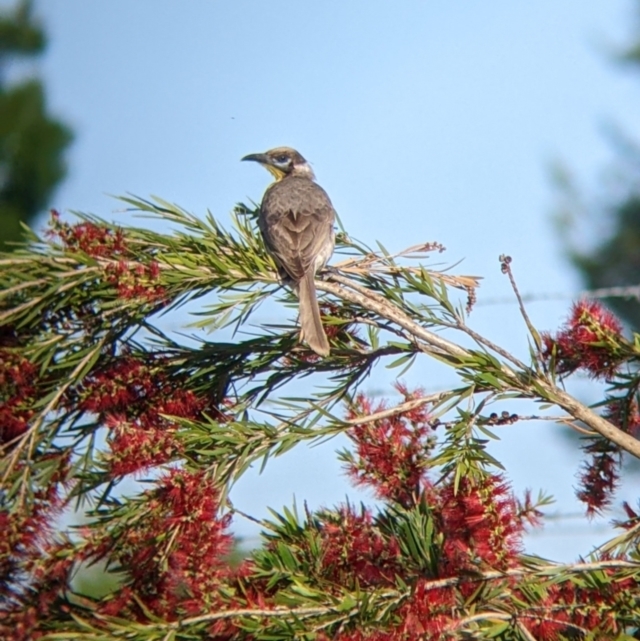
[519,563,634,639]
[47,212,166,303]
[572,397,639,515]
[0,457,73,641]
[48,211,128,258]
[397,581,455,639]
[319,301,363,343]
[542,300,625,378]
[0,545,75,641]
[575,438,621,516]
[105,260,167,303]
[320,580,455,640]
[96,470,237,621]
[604,397,640,437]
[67,355,220,477]
[345,384,434,506]
[318,505,402,589]
[439,474,522,574]
[0,350,39,446]
[106,417,183,477]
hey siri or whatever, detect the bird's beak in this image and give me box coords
[241,153,269,164]
[242,152,286,181]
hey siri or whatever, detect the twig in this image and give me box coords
[455,321,529,371]
[228,505,265,527]
[137,559,640,630]
[345,392,447,426]
[319,272,640,460]
[516,620,538,641]
[499,255,543,356]
[321,275,471,361]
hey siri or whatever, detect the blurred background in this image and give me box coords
[2,0,640,563]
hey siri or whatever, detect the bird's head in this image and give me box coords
[241,147,315,181]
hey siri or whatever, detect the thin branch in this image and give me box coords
[516,620,538,641]
[320,272,640,459]
[172,603,369,627]
[455,611,588,637]
[320,275,471,362]
[452,611,512,627]
[227,504,265,527]
[550,387,640,458]
[499,255,543,356]
[143,559,640,630]
[345,392,447,426]
[0,276,51,297]
[455,321,529,371]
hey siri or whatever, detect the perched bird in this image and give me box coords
[242,147,336,356]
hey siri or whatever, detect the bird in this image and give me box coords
[241,147,336,356]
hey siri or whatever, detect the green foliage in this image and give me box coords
[0,0,44,57]
[557,183,640,331]
[0,0,73,251]
[554,3,640,331]
[1,198,640,639]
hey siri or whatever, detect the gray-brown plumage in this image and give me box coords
[241,147,336,356]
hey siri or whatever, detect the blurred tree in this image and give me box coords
[555,5,640,331]
[0,0,72,251]
[570,193,640,330]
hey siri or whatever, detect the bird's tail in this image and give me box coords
[298,271,330,357]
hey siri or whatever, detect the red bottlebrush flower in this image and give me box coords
[397,580,455,639]
[542,300,624,378]
[67,355,217,477]
[439,474,522,574]
[71,355,208,424]
[318,505,402,588]
[604,396,640,437]
[106,415,183,477]
[575,437,620,516]
[520,564,633,639]
[521,585,572,641]
[0,544,75,641]
[72,356,156,416]
[155,388,209,422]
[105,260,167,303]
[48,212,166,303]
[344,384,434,506]
[96,469,235,620]
[319,301,363,343]
[573,396,640,515]
[1,456,70,632]
[48,211,128,258]
[0,350,39,446]
[615,501,640,529]
[325,580,456,641]
[289,302,365,363]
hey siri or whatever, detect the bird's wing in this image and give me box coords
[260,178,336,281]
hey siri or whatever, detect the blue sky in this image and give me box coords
[19,0,640,559]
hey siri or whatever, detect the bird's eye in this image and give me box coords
[275,155,290,164]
